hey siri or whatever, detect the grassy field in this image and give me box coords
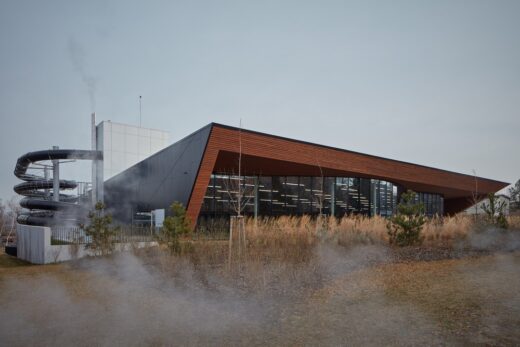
[1,216,520,346]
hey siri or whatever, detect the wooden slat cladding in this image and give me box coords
[186,124,508,224]
[185,127,220,224]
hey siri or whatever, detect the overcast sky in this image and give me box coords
[1,0,519,202]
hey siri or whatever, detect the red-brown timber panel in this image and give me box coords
[186,124,508,225]
[185,128,219,224]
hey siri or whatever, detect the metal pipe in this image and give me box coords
[91,112,97,205]
[44,166,49,199]
[96,125,104,204]
[52,146,59,202]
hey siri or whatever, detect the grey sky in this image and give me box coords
[1,0,519,201]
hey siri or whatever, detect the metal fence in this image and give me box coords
[51,226,90,244]
[51,226,157,245]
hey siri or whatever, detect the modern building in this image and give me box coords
[464,194,510,216]
[104,123,508,228]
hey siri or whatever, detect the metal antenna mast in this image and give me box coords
[139,95,142,127]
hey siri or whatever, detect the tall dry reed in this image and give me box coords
[170,214,519,271]
[243,214,479,247]
[421,214,474,245]
[139,213,520,290]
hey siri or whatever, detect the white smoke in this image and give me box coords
[67,38,97,112]
[1,237,520,345]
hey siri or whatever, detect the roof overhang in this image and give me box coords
[185,123,508,221]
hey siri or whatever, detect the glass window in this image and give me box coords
[359,178,371,215]
[311,177,325,215]
[284,176,300,215]
[322,177,334,215]
[199,174,432,220]
[349,178,360,214]
[272,176,286,216]
[201,175,215,213]
[382,181,389,215]
[377,180,382,216]
[258,176,272,216]
[299,177,312,214]
[335,177,349,218]
[214,174,230,214]
[389,183,394,215]
[242,176,256,216]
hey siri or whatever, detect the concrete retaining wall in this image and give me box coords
[16,224,157,264]
[17,224,48,264]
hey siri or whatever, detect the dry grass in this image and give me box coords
[509,215,520,230]
[2,237,520,345]
[240,214,519,248]
[148,213,520,279]
[245,214,520,245]
[2,213,519,346]
[173,214,520,268]
[421,214,473,244]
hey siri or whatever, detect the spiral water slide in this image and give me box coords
[14,149,102,226]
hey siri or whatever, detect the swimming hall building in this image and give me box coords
[104,123,508,228]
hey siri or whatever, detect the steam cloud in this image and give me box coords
[1,236,519,345]
[67,38,97,112]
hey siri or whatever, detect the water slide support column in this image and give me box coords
[52,146,59,202]
[91,113,97,206]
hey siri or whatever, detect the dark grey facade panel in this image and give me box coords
[104,124,212,222]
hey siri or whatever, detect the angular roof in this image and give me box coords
[105,122,509,223]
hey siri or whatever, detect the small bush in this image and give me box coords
[386,190,426,246]
[157,202,191,253]
[83,202,119,256]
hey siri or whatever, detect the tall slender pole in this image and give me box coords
[52,146,60,202]
[139,96,142,127]
[44,166,50,199]
[91,113,97,206]
[472,169,478,218]
[238,119,242,218]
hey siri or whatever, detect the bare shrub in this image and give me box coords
[69,242,80,260]
[481,193,509,229]
[51,246,63,263]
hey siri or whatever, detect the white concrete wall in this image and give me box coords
[97,121,170,179]
[16,224,158,264]
[464,195,510,216]
[17,224,48,264]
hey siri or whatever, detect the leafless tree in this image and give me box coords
[4,197,21,246]
[221,174,255,219]
[0,200,6,245]
[223,120,254,267]
[509,179,520,212]
[471,169,479,220]
[51,245,63,263]
[313,150,327,232]
[315,171,325,216]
